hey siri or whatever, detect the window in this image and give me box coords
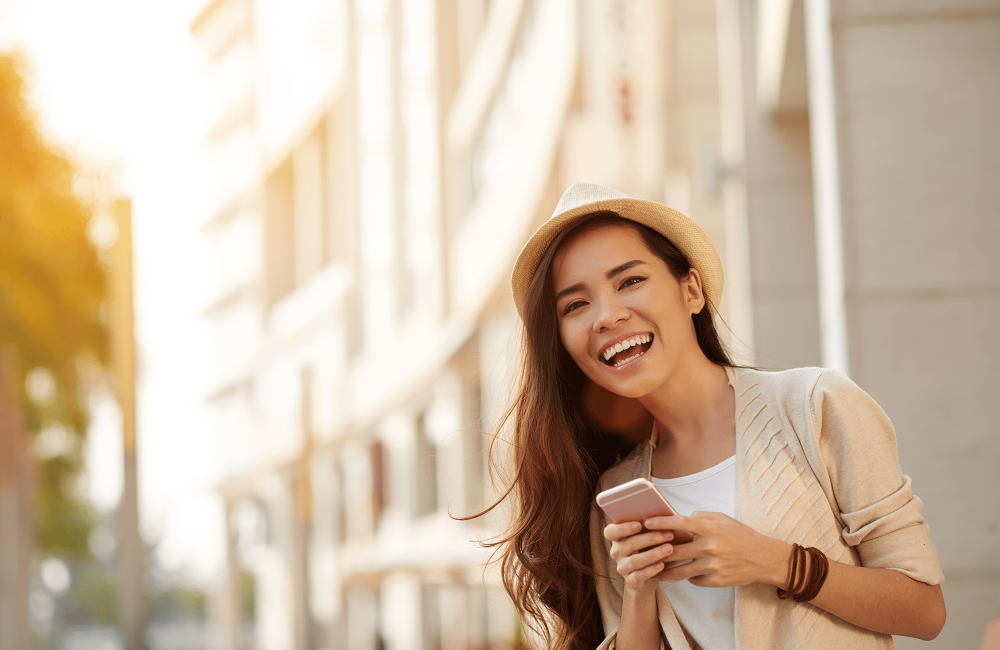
[293,121,327,285]
[333,461,347,543]
[463,374,487,512]
[264,121,330,307]
[264,158,295,305]
[415,413,439,516]
[370,441,389,527]
[326,99,355,266]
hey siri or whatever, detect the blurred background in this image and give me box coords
[0,0,997,649]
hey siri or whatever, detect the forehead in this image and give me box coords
[551,223,650,282]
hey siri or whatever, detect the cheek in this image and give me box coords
[558,321,591,365]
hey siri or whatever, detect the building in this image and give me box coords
[191,0,1000,648]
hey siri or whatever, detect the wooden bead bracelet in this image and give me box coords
[776,543,829,602]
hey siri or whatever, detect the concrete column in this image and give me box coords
[822,4,1000,646]
[741,0,821,370]
[802,0,849,374]
[714,0,755,365]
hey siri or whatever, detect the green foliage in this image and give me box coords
[150,585,208,619]
[239,567,256,620]
[65,563,119,625]
[0,53,107,557]
[35,455,97,558]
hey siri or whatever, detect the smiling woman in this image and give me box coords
[551,220,714,400]
[467,183,946,650]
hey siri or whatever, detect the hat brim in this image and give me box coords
[511,195,723,321]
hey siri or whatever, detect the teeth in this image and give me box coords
[615,352,642,367]
[602,334,651,361]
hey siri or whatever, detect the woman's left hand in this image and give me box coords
[647,512,946,640]
[645,511,791,588]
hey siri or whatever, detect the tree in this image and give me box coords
[0,51,107,638]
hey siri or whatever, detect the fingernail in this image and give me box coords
[663,532,674,541]
[661,544,672,555]
[630,522,641,532]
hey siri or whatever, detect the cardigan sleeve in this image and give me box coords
[808,369,944,585]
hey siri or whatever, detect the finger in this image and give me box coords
[655,537,705,563]
[605,522,674,548]
[644,514,710,537]
[604,521,642,542]
[631,560,666,585]
[641,514,686,530]
[687,574,724,588]
[611,531,672,562]
[622,543,675,576]
[658,558,709,584]
[617,530,675,557]
[690,510,729,521]
[651,561,689,582]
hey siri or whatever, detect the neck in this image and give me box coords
[638,352,734,449]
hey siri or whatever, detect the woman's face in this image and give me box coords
[551,223,706,399]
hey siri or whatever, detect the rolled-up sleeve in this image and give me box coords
[809,370,944,585]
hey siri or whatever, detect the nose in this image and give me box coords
[593,296,630,332]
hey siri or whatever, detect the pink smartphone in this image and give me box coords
[596,478,693,544]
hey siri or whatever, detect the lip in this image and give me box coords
[596,331,654,364]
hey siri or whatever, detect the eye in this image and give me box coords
[619,276,646,290]
[562,299,587,315]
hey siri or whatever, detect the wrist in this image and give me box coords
[762,539,794,589]
[624,579,661,602]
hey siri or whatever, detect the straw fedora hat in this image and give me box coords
[511,182,724,320]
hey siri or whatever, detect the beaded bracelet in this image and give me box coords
[776,543,830,602]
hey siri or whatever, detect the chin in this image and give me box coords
[614,385,655,400]
[593,374,657,400]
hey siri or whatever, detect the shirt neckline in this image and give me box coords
[650,454,736,487]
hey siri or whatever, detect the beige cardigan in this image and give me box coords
[591,367,944,650]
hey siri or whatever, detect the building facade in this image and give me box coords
[191,0,999,648]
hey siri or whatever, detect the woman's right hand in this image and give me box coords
[605,521,676,595]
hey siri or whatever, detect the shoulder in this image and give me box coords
[731,366,889,448]
[739,366,896,456]
[731,365,863,409]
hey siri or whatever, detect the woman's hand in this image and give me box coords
[614,512,946,641]
[642,511,792,588]
[604,521,679,595]
[604,520,673,650]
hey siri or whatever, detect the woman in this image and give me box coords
[476,182,945,649]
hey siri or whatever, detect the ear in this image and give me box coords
[681,268,707,315]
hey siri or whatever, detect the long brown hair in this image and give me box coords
[475,213,735,649]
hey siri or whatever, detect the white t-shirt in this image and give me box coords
[652,455,737,650]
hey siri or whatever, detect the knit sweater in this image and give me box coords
[590,366,944,650]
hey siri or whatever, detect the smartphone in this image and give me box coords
[596,478,693,544]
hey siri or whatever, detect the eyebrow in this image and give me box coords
[554,259,647,303]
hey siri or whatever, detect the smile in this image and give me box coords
[601,334,653,367]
